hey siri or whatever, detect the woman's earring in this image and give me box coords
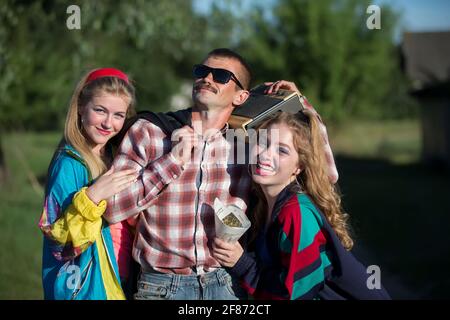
[79,118,85,130]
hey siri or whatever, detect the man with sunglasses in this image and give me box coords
[104,48,254,300]
[104,48,339,300]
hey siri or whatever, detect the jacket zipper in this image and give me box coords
[101,226,121,282]
[70,258,94,300]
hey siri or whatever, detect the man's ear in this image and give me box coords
[232,89,250,107]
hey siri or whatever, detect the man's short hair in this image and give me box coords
[206,48,252,90]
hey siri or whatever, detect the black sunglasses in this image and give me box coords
[193,64,245,90]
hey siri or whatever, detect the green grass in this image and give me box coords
[1,119,449,299]
[329,119,421,164]
[0,132,61,299]
[328,119,450,298]
[337,157,450,298]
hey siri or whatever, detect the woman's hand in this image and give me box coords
[264,80,302,95]
[86,166,139,205]
[212,237,244,268]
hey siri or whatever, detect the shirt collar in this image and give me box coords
[202,122,229,142]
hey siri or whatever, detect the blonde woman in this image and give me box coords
[213,83,390,299]
[38,68,138,300]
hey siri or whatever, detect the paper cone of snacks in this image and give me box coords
[214,198,251,243]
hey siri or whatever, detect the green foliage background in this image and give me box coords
[0,0,417,132]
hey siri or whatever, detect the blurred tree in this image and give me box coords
[0,140,6,183]
[0,0,213,131]
[0,0,416,131]
[236,0,416,122]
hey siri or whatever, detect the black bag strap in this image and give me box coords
[111,108,192,148]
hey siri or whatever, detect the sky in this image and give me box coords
[376,0,450,32]
[193,0,450,42]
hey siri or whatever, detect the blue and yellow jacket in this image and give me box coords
[38,144,125,300]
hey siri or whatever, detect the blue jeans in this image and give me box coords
[134,268,246,300]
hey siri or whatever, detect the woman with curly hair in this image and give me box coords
[212,81,390,300]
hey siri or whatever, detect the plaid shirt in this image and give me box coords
[104,118,252,275]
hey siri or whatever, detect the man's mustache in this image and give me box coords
[194,82,218,94]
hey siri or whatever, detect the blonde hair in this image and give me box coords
[251,111,353,250]
[63,71,136,179]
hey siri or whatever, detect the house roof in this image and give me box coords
[402,31,450,91]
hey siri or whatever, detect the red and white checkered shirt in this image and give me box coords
[104,118,252,275]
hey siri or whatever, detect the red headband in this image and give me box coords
[85,68,129,85]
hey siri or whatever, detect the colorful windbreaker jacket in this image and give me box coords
[230,186,390,300]
[38,144,124,300]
